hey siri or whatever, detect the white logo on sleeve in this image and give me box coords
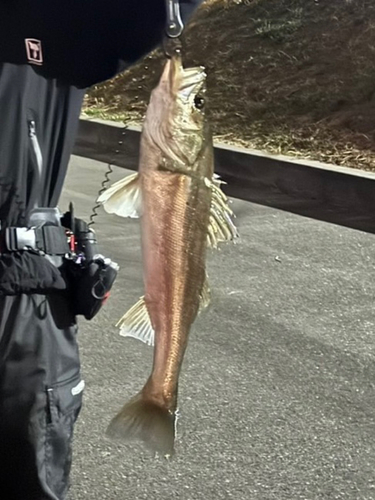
[25,39,43,65]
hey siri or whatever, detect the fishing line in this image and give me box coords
[88,120,130,227]
[88,54,161,227]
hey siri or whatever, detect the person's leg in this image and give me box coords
[0,293,83,500]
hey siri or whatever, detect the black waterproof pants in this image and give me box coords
[0,63,85,499]
[0,294,83,500]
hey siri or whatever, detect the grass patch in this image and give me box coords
[84,0,375,171]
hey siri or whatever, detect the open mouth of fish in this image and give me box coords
[179,66,207,101]
[165,51,207,102]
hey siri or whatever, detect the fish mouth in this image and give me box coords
[179,66,207,101]
[165,54,206,102]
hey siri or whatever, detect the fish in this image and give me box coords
[98,53,238,456]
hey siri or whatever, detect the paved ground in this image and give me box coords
[61,155,375,500]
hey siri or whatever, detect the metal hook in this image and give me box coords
[165,0,184,38]
[163,36,183,59]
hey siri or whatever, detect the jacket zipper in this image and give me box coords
[28,120,43,178]
[46,388,54,425]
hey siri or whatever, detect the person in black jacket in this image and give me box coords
[0,1,203,499]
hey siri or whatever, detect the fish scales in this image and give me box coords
[98,54,237,455]
[141,170,211,408]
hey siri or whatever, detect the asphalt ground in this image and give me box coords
[60,155,375,500]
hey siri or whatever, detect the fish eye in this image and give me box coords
[194,95,205,110]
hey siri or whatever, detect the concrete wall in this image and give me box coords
[74,119,375,234]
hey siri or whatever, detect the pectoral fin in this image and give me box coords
[116,297,155,347]
[98,172,142,218]
[205,176,238,249]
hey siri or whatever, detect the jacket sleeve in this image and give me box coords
[0,0,204,88]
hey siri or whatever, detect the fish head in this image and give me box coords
[147,54,208,167]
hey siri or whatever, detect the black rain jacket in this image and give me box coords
[0,0,202,88]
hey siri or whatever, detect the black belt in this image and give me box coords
[3,225,70,255]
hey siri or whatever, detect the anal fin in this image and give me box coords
[116,296,155,346]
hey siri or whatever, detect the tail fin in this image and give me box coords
[106,393,176,456]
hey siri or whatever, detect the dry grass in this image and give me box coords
[84,0,375,170]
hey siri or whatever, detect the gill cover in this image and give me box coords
[145,54,207,167]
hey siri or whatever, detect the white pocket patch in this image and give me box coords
[71,380,85,396]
